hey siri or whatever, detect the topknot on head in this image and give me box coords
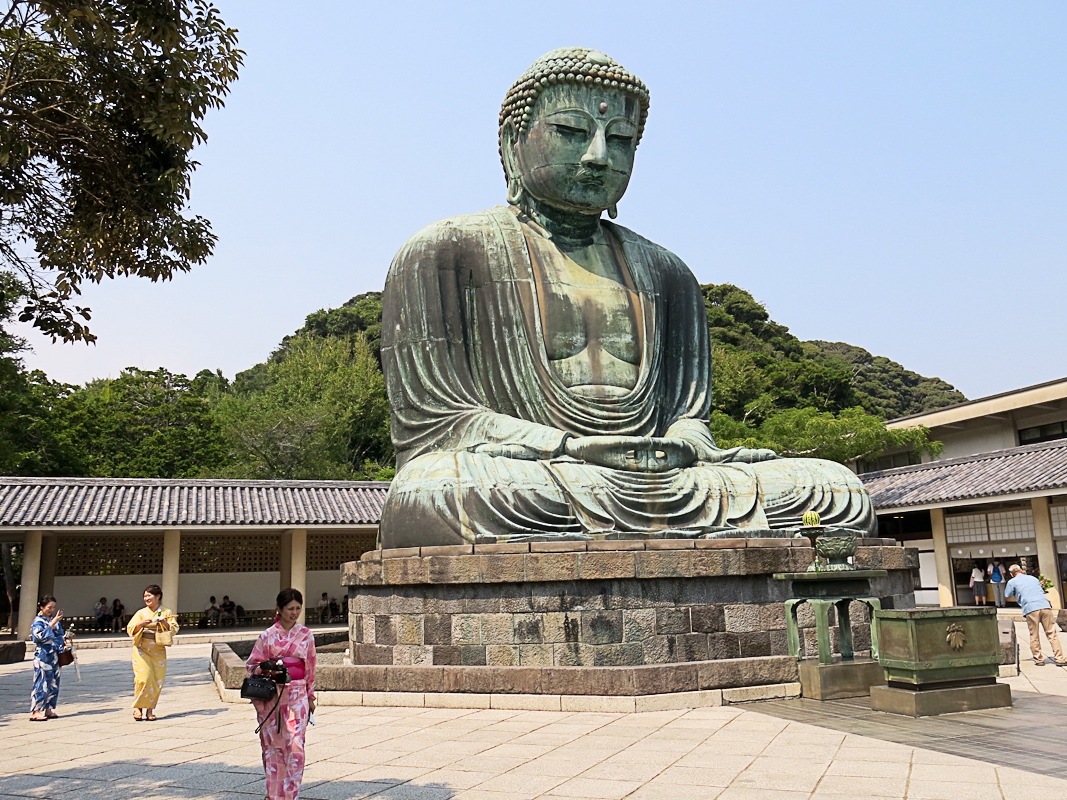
[498,47,650,144]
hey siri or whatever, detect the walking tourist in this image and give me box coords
[30,596,66,721]
[970,562,987,606]
[127,584,178,720]
[1005,564,1067,666]
[988,559,1007,608]
[247,588,317,800]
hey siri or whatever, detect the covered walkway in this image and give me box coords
[0,477,389,638]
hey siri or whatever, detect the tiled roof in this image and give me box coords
[0,477,389,528]
[861,439,1067,510]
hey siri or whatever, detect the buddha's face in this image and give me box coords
[512,84,640,215]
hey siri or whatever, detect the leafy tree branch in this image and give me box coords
[0,0,243,342]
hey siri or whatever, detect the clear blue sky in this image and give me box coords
[14,0,1067,402]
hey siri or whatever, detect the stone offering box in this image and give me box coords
[336,539,916,706]
[877,607,1001,685]
[871,607,1011,716]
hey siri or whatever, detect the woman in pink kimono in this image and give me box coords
[246,588,317,800]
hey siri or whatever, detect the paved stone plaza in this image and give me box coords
[3,626,1067,800]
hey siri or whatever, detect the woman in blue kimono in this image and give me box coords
[30,595,65,721]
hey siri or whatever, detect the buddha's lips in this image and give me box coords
[575,168,605,185]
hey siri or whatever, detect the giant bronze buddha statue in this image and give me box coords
[379,47,874,547]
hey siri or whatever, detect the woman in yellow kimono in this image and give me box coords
[126,584,178,721]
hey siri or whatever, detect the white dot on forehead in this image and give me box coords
[598,102,608,114]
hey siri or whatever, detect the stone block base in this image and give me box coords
[0,641,26,664]
[308,683,801,711]
[799,658,885,700]
[344,541,916,669]
[870,682,1012,717]
[317,654,800,696]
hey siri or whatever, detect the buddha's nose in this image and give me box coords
[580,129,608,167]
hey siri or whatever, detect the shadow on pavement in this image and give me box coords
[0,649,219,726]
[750,688,1067,780]
[0,757,460,800]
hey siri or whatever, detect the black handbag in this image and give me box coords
[241,675,285,734]
[240,675,277,701]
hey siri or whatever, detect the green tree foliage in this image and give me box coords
[704,284,963,421]
[48,367,228,477]
[0,0,243,342]
[0,370,86,476]
[803,340,966,419]
[0,273,30,470]
[703,283,961,463]
[703,284,858,423]
[0,272,86,475]
[232,292,384,394]
[288,292,383,362]
[210,334,392,481]
[710,408,942,464]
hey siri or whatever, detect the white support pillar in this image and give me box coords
[162,530,181,612]
[17,530,43,640]
[288,529,307,625]
[39,535,58,598]
[1032,497,1062,610]
[930,508,955,608]
[280,530,292,593]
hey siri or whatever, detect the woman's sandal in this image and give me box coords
[30,712,47,722]
[45,710,58,719]
[145,711,157,721]
[133,710,143,721]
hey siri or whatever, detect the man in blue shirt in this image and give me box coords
[1005,564,1066,667]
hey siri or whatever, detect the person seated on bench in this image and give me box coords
[202,596,220,628]
[94,597,112,631]
[111,598,126,632]
[219,596,237,627]
[317,593,330,624]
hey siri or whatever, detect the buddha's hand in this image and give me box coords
[564,436,696,472]
[697,445,778,464]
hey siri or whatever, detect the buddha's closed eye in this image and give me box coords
[553,124,588,138]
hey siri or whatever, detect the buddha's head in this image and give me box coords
[500,48,650,219]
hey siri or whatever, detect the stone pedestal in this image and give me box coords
[340,539,916,698]
[870,682,1012,717]
[799,658,886,700]
[0,641,26,664]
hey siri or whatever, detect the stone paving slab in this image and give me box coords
[751,620,1067,781]
[1,636,1066,799]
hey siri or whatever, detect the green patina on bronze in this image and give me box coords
[798,522,859,572]
[774,570,887,665]
[378,47,878,547]
[875,607,1001,686]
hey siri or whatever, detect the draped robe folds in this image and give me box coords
[380,206,875,546]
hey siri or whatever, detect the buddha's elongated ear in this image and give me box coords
[500,121,525,206]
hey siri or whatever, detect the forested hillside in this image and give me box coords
[701,284,963,420]
[0,282,963,479]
